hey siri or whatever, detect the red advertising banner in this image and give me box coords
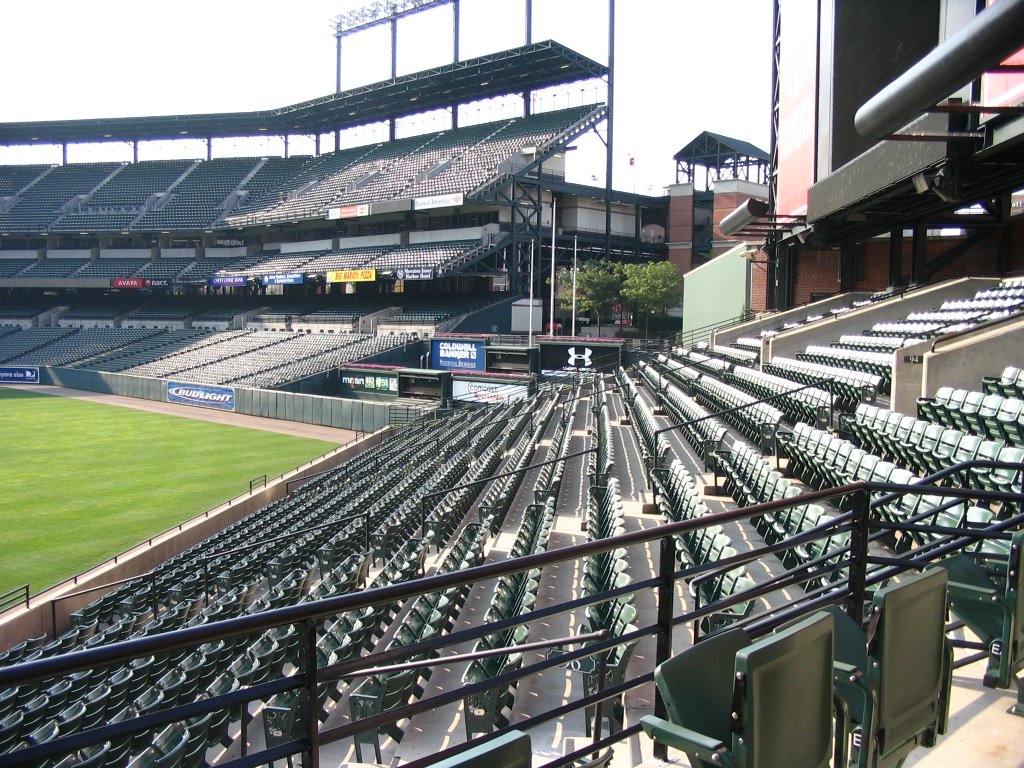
[327,204,369,220]
[776,0,818,218]
[111,277,151,288]
[981,2,1024,116]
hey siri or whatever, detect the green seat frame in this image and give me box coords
[827,568,952,768]
[929,530,1024,716]
[429,729,531,768]
[641,612,835,768]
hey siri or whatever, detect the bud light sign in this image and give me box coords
[166,382,235,411]
[431,339,485,371]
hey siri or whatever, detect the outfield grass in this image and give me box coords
[0,388,338,597]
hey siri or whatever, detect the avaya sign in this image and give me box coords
[166,382,235,411]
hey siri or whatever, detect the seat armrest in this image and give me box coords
[946,582,1012,611]
[640,715,732,764]
[349,692,381,720]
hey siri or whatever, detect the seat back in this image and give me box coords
[734,612,834,768]
[429,729,531,768]
[652,627,750,748]
[871,569,949,760]
[1007,531,1024,681]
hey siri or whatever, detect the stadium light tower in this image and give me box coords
[332,0,460,139]
[332,0,458,85]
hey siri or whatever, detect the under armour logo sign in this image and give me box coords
[566,347,593,367]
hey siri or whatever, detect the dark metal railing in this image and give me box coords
[676,310,759,348]
[0,585,29,613]
[0,473,1019,768]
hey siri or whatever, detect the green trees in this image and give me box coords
[620,261,683,337]
[555,259,621,336]
[555,259,681,337]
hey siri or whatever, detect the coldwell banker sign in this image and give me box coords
[166,382,235,411]
[431,339,485,371]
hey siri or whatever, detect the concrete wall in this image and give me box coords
[712,290,871,350]
[682,243,750,340]
[891,315,1024,415]
[41,368,392,432]
[280,239,332,253]
[765,277,998,363]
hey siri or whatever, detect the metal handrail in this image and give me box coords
[0,585,29,613]
[0,474,1020,768]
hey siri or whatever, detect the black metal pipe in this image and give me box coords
[855,0,1024,139]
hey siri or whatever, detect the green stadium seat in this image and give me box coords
[349,668,417,763]
[80,684,110,731]
[0,710,23,753]
[262,690,305,768]
[582,633,638,737]
[51,741,110,768]
[429,730,531,768]
[828,569,951,768]
[641,612,835,768]
[929,531,1024,715]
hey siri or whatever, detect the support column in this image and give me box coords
[604,0,615,259]
[131,141,138,164]
[62,143,68,165]
[206,138,212,161]
[315,134,321,156]
[452,0,460,127]
[634,199,641,257]
[888,227,904,288]
[997,192,1011,275]
[911,221,928,285]
[283,135,290,159]
[335,34,342,93]
[391,18,398,79]
[523,0,533,115]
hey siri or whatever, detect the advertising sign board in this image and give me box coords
[166,382,235,411]
[452,379,528,403]
[339,372,398,394]
[0,366,39,384]
[539,341,620,373]
[209,275,247,287]
[261,273,305,286]
[326,269,376,283]
[431,339,486,371]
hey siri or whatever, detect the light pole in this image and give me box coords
[571,236,578,337]
[528,240,535,347]
[550,197,557,335]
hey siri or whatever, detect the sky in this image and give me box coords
[0,0,773,195]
